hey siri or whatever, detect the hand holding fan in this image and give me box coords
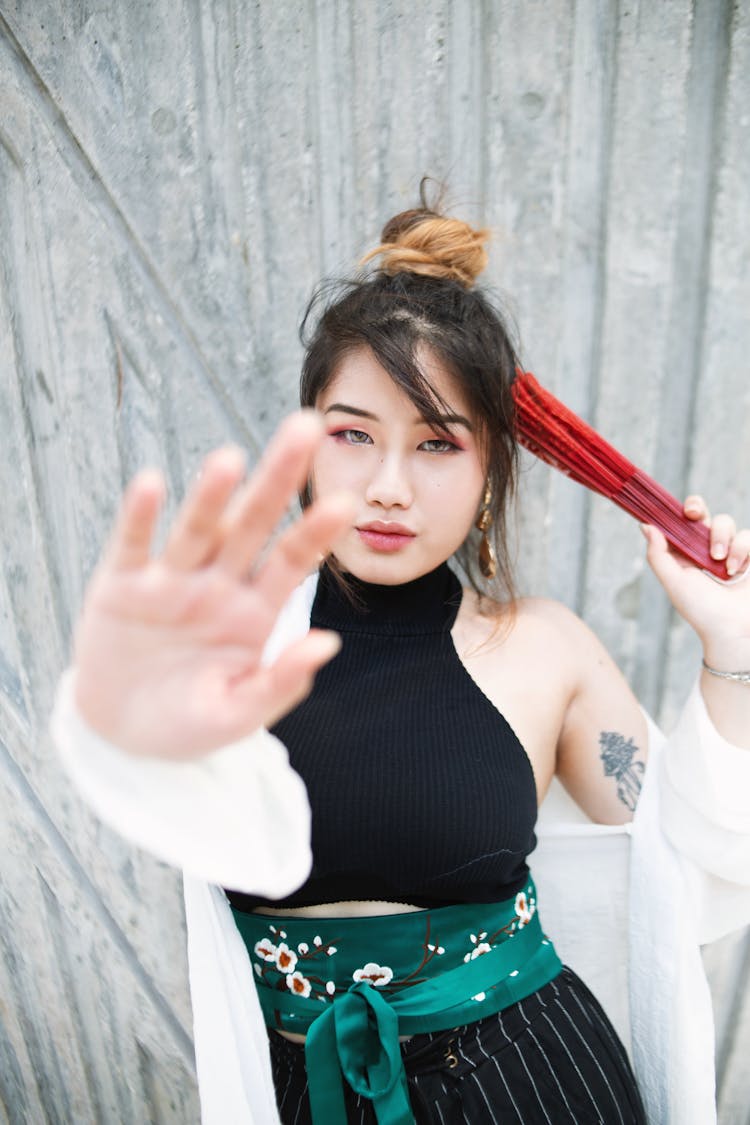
[511,370,730,581]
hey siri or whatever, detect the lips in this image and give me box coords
[356,521,416,552]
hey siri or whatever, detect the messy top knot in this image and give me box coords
[361,208,490,288]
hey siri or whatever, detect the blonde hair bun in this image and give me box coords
[361,208,490,289]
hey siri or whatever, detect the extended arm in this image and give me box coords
[51,412,353,893]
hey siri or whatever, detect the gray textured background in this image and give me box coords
[1,1,748,1122]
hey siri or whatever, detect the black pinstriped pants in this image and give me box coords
[267,967,647,1124]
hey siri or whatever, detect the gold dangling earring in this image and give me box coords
[475,484,497,580]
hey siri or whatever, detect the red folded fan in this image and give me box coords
[511,370,728,580]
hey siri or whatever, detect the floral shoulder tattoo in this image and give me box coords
[598,731,645,811]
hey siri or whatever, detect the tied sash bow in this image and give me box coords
[261,914,557,1124]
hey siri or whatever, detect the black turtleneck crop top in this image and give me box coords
[227,562,538,912]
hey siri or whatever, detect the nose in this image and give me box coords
[365,452,413,509]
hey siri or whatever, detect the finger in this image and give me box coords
[726,528,750,578]
[252,492,356,613]
[231,629,343,731]
[684,495,710,524]
[708,513,736,562]
[214,411,325,577]
[103,470,165,571]
[162,447,247,570]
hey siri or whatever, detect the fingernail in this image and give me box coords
[639,524,650,540]
[726,558,738,576]
[712,543,726,560]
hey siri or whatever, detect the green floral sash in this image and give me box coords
[232,880,561,1125]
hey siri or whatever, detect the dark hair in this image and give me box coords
[298,203,520,603]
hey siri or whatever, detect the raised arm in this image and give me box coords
[642,496,750,749]
[555,499,749,826]
[52,411,354,893]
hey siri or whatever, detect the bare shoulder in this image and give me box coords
[458,589,603,676]
[462,587,587,629]
[516,597,618,667]
[515,595,599,635]
[455,589,646,820]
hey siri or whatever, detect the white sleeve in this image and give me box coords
[50,669,312,897]
[656,679,750,943]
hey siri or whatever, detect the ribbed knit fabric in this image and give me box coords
[227,563,537,911]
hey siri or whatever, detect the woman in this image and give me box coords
[53,203,750,1124]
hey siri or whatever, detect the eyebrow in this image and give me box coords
[323,402,474,431]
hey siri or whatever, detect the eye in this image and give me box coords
[331,428,372,445]
[419,437,459,454]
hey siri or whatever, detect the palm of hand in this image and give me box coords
[72,415,354,760]
[76,565,281,757]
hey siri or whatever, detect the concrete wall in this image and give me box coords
[0,1,748,1120]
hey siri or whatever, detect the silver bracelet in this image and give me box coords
[701,659,750,685]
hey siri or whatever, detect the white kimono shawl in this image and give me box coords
[52,574,750,1124]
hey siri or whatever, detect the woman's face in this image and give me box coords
[312,346,487,584]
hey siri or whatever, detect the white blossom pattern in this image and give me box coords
[286,971,311,998]
[514,891,535,928]
[274,942,298,974]
[254,937,276,962]
[352,963,394,987]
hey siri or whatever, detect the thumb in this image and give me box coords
[252,629,342,729]
[640,523,683,588]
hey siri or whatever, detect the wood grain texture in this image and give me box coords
[0,1,747,1120]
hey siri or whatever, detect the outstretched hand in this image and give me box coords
[642,496,750,652]
[73,412,354,759]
